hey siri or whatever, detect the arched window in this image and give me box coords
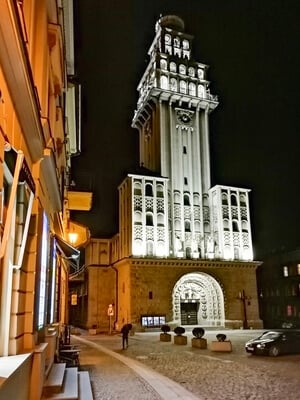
[134,181,142,195]
[185,220,191,232]
[174,37,180,47]
[184,194,190,206]
[170,78,177,91]
[174,191,180,203]
[194,221,200,232]
[198,69,204,79]
[157,213,164,226]
[146,241,154,256]
[188,67,195,77]
[241,221,248,232]
[160,75,168,89]
[146,213,153,226]
[134,211,142,224]
[232,220,239,232]
[160,59,167,70]
[145,184,153,196]
[179,80,187,94]
[231,194,238,206]
[189,82,196,96]
[170,62,176,72]
[164,34,171,44]
[198,84,204,97]
[179,64,186,75]
[182,39,189,49]
[222,193,228,205]
[193,194,200,205]
[240,194,246,205]
[156,184,164,198]
[223,219,229,231]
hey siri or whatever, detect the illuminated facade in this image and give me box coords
[0,1,91,399]
[82,15,262,333]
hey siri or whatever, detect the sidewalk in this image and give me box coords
[72,333,201,400]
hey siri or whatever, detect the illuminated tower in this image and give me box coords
[119,15,253,261]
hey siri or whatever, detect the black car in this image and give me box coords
[245,330,300,357]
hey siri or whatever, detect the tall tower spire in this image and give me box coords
[131,15,218,258]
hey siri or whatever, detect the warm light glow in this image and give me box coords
[68,232,78,245]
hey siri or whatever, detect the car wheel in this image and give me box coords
[269,345,280,357]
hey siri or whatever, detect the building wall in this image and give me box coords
[0,1,86,399]
[112,258,262,330]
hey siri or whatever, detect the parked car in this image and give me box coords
[245,330,300,357]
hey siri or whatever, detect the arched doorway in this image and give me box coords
[172,272,225,327]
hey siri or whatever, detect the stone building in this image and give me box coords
[80,15,262,332]
[257,249,300,329]
[0,1,91,398]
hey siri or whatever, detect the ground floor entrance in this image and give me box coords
[173,272,225,327]
[180,302,198,325]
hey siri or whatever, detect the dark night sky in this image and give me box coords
[72,0,300,259]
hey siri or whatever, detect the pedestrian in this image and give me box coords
[121,323,132,349]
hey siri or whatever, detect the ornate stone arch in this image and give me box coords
[172,272,225,327]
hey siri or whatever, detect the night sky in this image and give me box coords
[72,0,300,259]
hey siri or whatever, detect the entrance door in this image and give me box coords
[180,302,198,325]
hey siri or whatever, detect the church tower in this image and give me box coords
[85,15,261,332]
[120,15,253,262]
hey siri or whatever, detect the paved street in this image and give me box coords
[72,329,300,400]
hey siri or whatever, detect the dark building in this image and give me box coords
[257,249,300,328]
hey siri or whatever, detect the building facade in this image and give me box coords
[0,1,91,399]
[257,249,300,329]
[81,15,262,333]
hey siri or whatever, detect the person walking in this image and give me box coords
[121,323,132,349]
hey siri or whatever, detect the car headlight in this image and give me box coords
[257,343,265,349]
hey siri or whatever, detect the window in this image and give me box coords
[188,67,195,77]
[170,78,177,91]
[198,84,204,97]
[198,69,204,79]
[184,194,190,206]
[145,183,153,196]
[185,220,191,232]
[174,37,180,47]
[160,59,167,70]
[182,39,189,49]
[179,64,186,75]
[184,177,188,185]
[164,34,171,44]
[179,80,187,94]
[146,213,153,226]
[37,212,49,329]
[183,146,187,154]
[170,62,176,72]
[297,264,300,275]
[283,266,289,277]
[160,75,168,89]
[156,184,164,198]
[232,220,239,232]
[189,82,196,96]
[231,194,238,206]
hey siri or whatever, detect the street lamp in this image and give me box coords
[238,289,251,329]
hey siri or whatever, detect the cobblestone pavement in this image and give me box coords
[73,329,300,400]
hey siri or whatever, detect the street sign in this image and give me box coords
[107,304,114,316]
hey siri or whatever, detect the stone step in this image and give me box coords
[78,371,93,400]
[44,367,79,400]
[43,363,66,395]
